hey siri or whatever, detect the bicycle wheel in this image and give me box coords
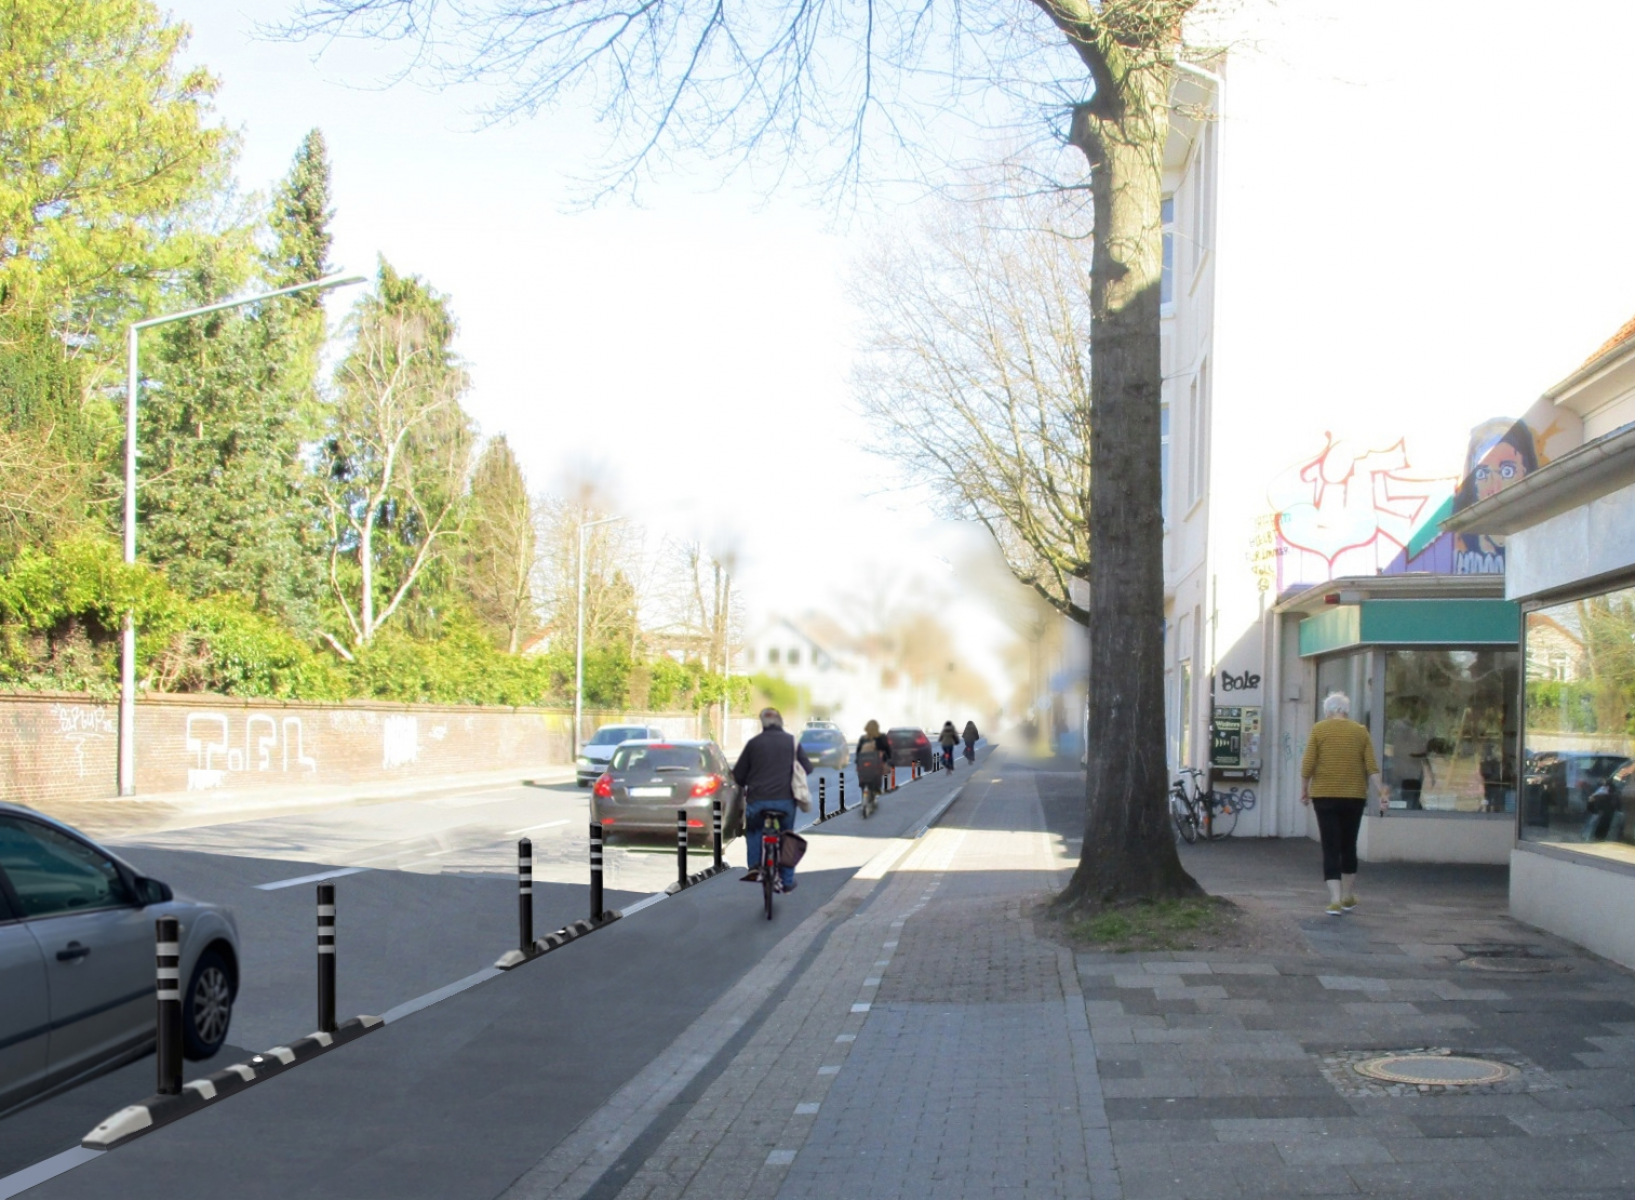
[762,851,775,918]
[1171,794,1198,843]
[1204,796,1238,840]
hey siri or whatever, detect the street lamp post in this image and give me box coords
[574,514,626,759]
[118,273,366,796]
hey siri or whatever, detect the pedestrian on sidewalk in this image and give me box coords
[1300,691,1385,916]
[732,707,811,892]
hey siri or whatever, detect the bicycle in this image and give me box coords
[760,810,784,920]
[1170,768,1238,842]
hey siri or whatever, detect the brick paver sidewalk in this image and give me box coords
[515,757,1635,1199]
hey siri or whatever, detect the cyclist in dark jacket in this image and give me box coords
[962,720,980,762]
[732,707,811,891]
[939,721,958,771]
[855,719,891,818]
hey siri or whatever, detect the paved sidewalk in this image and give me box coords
[540,755,1635,1200]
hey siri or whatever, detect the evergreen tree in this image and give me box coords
[462,436,537,652]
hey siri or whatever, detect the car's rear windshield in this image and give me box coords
[591,726,648,746]
[801,730,840,744]
[887,729,920,741]
[611,745,708,773]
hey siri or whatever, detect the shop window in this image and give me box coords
[1522,585,1635,848]
[1383,649,1517,812]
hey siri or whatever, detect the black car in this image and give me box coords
[1525,751,1630,817]
[799,727,850,770]
[887,727,933,770]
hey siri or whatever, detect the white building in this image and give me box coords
[1156,3,1635,858]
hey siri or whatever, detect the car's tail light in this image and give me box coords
[915,734,929,746]
[600,817,616,825]
[593,773,613,798]
[691,774,722,798]
[687,818,704,828]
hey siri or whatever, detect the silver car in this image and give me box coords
[576,723,667,787]
[0,804,240,1113]
[590,740,744,841]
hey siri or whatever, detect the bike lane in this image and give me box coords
[15,761,975,1200]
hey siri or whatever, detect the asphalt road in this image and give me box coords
[1,755,972,1196]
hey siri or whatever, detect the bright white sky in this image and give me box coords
[165,0,1028,698]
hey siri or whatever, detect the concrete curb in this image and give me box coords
[81,1015,383,1151]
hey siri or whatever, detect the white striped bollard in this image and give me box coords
[676,809,689,885]
[839,772,846,812]
[590,823,604,921]
[155,915,182,1095]
[819,775,827,820]
[518,838,534,951]
[712,798,723,869]
[317,882,336,1034]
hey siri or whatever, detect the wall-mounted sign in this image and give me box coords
[1211,705,1262,779]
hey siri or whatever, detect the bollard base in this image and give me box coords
[82,1015,383,1151]
[664,860,732,895]
[493,910,622,970]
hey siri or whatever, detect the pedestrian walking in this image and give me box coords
[855,719,890,817]
[1299,692,1384,915]
[732,707,811,893]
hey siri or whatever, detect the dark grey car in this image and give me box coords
[0,804,241,1115]
[591,740,744,842]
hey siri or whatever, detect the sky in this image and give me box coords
[164,0,1030,700]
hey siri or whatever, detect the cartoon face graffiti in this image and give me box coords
[1473,442,1526,501]
[1452,418,1540,574]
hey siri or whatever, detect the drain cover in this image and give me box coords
[1354,1054,1516,1086]
[1459,954,1568,974]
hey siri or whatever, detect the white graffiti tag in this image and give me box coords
[185,712,317,791]
[52,704,116,779]
[382,716,420,769]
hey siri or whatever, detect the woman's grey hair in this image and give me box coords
[1322,692,1351,718]
[759,707,784,730]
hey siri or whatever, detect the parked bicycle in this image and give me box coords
[1170,767,1239,842]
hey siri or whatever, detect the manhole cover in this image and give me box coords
[1459,954,1569,974]
[1354,1054,1516,1086]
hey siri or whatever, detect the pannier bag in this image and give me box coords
[779,831,809,868]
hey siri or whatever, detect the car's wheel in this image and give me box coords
[183,946,235,1060]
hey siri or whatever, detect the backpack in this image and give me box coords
[855,739,884,784]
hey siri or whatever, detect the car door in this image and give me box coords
[0,816,154,1084]
[0,885,50,1112]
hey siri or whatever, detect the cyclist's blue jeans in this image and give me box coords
[746,799,797,889]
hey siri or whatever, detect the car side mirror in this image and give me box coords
[134,876,173,906]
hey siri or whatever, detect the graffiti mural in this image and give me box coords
[1268,435,1457,590]
[186,713,317,791]
[52,703,116,779]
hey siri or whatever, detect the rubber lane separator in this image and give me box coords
[494,910,622,970]
[81,1015,383,1151]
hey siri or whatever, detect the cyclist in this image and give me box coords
[938,721,958,771]
[855,719,890,817]
[962,719,980,762]
[732,707,810,893]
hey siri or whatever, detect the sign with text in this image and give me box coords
[1211,705,1262,779]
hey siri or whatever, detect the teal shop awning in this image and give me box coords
[1298,599,1519,658]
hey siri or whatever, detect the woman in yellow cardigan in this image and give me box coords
[1300,692,1385,915]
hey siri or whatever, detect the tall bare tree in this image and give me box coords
[463,435,537,651]
[320,261,474,652]
[532,486,643,657]
[854,180,1092,624]
[283,0,1211,906]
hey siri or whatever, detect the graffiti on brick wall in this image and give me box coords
[186,713,317,791]
[382,715,419,768]
[53,703,116,778]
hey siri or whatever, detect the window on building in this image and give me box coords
[1178,661,1193,766]
[1160,404,1171,524]
[1384,648,1517,813]
[1191,122,1214,272]
[1187,360,1209,507]
[787,648,801,667]
[1522,585,1635,849]
[768,648,780,665]
[1160,196,1174,308]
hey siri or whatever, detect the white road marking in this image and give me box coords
[254,867,369,891]
[0,1147,103,1199]
[504,819,571,836]
[382,968,505,1024]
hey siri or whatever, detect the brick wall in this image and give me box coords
[0,692,722,805]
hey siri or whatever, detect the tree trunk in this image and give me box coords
[1060,60,1202,909]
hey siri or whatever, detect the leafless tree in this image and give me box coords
[282,0,1213,905]
[320,306,474,650]
[532,484,645,657]
[854,178,1092,624]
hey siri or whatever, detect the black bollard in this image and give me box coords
[590,822,605,921]
[839,771,847,812]
[155,916,182,1095]
[677,809,689,885]
[712,797,723,869]
[317,883,337,1034]
[819,775,827,820]
[517,838,534,952]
